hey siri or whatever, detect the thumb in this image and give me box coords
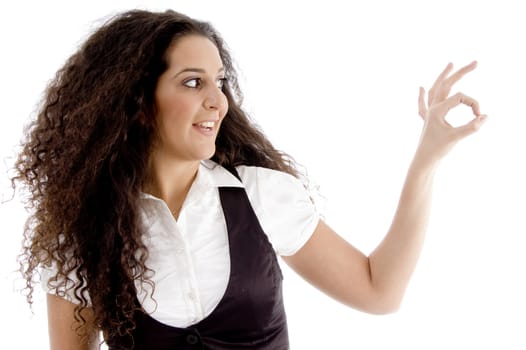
[418,87,427,119]
[453,114,488,140]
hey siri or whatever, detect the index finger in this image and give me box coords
[442,92,481,116]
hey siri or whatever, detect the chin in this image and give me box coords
[199,146,216,161]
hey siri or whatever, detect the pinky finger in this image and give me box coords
[418,87,427,119]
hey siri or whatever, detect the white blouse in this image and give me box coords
[41,160,319,327]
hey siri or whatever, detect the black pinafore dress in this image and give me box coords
[108,176,290,349]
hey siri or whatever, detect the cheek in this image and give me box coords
[220,95,229,119]
[157,95,196,126]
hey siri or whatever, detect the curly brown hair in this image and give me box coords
[13,9,299,346]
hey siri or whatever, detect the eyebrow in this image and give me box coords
[172,67,225,79]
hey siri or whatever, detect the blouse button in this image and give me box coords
[175,247,184,254]
[186,334,198,344]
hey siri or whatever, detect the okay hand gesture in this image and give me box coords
[417,61,487,163]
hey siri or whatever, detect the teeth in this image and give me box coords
[198,121,214,128]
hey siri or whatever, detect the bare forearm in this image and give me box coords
[368,152,438,311]
[366,61,486,311]
[285,62,485,316]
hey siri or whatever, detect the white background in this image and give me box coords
[1,1,525,349]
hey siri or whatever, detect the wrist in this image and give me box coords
[409,149,440,177]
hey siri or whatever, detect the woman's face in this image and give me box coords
[153,34,228,163]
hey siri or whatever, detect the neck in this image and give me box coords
[145,151,200,219]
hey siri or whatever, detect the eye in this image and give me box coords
[217,78,227,89]
[183,78,201,88]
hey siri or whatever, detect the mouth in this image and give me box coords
[194,121,215,131]
[192,120,218,136]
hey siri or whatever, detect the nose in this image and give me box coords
[203,85,228,113]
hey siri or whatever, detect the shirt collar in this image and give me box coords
[199,159,244,188]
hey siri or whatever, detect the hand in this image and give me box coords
[416,61,487,164]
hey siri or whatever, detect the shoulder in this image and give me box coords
[234,164,311,207]
[236,164,301,188]
[201,159,301,190]
[233,164,320,256]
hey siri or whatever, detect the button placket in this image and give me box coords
[179,217,205,320]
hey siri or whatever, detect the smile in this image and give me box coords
[192,121,217,136]
[196,121,214,131]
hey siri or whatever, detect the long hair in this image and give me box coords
[13,9,299,344]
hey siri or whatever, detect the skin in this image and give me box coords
[145,35,229,218]
[283,61,486,313]
[48,294,99,350]
[47,34,486,348]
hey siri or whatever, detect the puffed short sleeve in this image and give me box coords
[40,260,91,305]
[236,166,320,256]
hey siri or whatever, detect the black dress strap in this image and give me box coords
[221,164,241,181]
[107,166,289,349]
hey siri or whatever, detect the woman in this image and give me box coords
[13,9,487,350]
